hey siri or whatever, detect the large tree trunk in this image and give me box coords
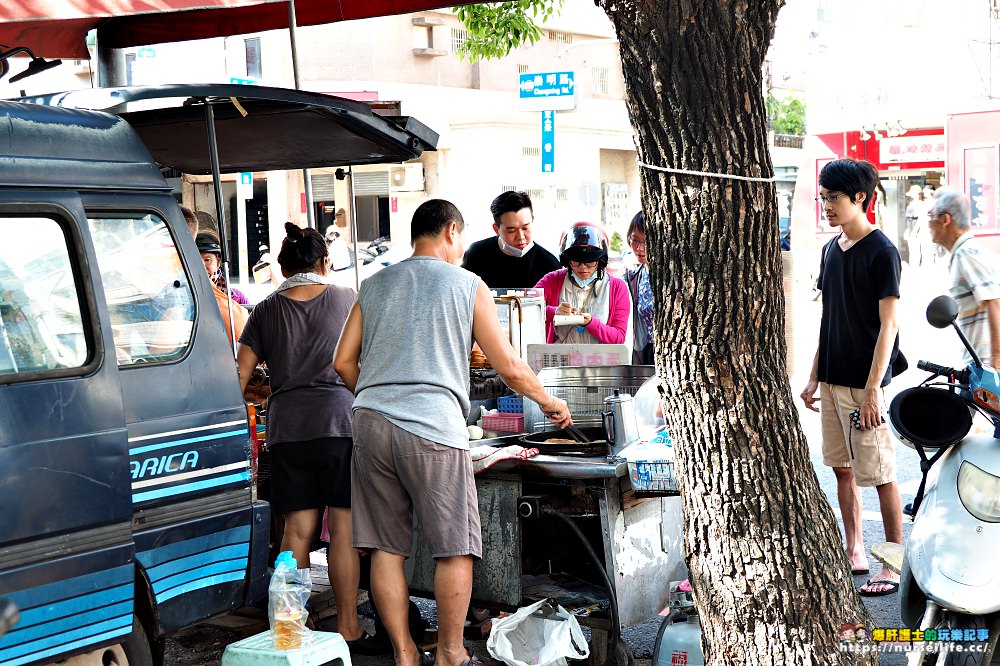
[599,1,876,663]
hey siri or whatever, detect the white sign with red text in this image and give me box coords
[880,135,945,164]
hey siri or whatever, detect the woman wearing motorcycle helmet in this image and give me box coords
[196,231,250,305]
[534,222,632,350]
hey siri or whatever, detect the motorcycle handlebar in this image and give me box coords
[917,360,957,377]
[917,361,972,385]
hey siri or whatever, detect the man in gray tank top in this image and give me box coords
[335,199,572,666]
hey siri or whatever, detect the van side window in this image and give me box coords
[87,214,195,366]
[0,217,89,375]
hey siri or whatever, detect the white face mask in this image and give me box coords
[572,273,599,288]
[498,237,535,258]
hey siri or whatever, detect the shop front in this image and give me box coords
[945,110,1000,254]
[806,128,946,264]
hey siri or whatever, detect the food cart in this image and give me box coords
[408,365,687,666]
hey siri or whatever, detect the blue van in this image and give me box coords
[0,85,436,665]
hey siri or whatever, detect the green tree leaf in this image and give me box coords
[453,0,565,62]
[765,92,806,135]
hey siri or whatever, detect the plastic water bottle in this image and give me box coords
[269,551,309,650]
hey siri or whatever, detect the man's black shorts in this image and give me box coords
[268,436,353,513]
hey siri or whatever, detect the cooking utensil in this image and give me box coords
[564,423,591,444]
[519,427,607,456]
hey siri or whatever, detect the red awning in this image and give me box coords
[1,0,470,59]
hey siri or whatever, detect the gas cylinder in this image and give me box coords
[652,613,704,666]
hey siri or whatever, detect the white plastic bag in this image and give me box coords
[268,552,313,649]
[487,598,590,666]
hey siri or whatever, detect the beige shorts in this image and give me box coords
[820,383,896,487]
[351,408,482,559]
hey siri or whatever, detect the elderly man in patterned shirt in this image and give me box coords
[928,187,1000,367]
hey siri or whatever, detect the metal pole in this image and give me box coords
[288,0,316,229]
[96,42,127,87]
[204,100,239,355]
[347,167,360,292]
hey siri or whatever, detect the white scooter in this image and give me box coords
[887,295,1000,665]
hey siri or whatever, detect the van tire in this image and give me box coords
[121,617,154,666]
[52,617,152,666]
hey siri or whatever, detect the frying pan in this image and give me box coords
[520,426,608,456]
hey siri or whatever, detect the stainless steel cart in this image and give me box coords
[407,366,687,666]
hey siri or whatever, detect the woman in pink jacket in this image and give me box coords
[534,222,632,352]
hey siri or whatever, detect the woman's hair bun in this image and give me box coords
[284,222,303,242]
[277,222,327,273]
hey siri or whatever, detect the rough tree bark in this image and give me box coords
[597,1,877,663]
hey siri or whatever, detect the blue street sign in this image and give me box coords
[230,77,257,85]
[541,111,555,173]
[239,172,253,186]
[137,46,156,59]
[519,71,575,99]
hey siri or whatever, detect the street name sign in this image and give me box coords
[518,71,575,112]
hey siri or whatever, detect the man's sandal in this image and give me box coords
[459,648,485,666]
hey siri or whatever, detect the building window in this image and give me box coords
[125,53,136,86]
[548,31,572,43]
[593,67,610,96]
[522,147,541,157]
[413,25,432,49]
[451,28,468,53]
[816,0,831,22]
[518,64,529,74]
[526,189,545,201]
[500,184,518,193]
[245,37,262,80]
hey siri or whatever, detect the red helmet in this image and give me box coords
[559,222,609,269]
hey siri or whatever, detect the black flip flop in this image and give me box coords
[344,632,390,656]
[858,579,899,597]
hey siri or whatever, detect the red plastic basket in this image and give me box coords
[482,413,524,433]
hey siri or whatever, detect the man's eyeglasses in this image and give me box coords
[569,260,598,268]
[628,237,646,250]
[815,193,849,204]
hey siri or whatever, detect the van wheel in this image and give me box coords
[52,617,152,666]
[120,617,154,666]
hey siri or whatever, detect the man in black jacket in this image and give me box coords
[462,191,560,288]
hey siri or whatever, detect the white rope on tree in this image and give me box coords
[637,159,776,183]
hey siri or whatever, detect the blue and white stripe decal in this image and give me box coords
[137,526,250,605]
[128,420,250,505]
[0,565,133,666]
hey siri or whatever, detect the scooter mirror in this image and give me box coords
[926,295,958,329]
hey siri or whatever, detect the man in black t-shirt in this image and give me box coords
[800,158,904,598]
[461,191,560,288]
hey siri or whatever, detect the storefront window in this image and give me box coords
[964,146,999,230]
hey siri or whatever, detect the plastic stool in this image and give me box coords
[221,630,352,666]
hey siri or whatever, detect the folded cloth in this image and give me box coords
[470,444,539,474]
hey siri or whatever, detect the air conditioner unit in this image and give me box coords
[389,163,425,192]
